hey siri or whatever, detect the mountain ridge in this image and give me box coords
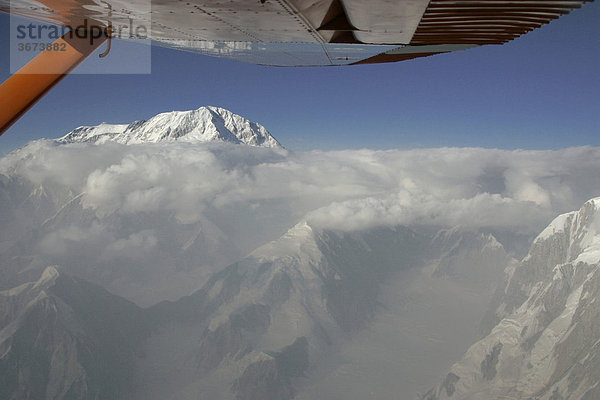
[58,106,282,148]
[424,197,600,400]
[0,265,149,400]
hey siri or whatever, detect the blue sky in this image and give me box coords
[0,2,598,154]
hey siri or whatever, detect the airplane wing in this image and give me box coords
[1,0,593,66]
[0,0,593,135]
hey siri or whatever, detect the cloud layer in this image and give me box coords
[3,141,600,236]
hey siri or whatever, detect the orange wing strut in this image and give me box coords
[0,32,107,136]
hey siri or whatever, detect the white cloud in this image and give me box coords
[4,141,600,236]
[305,191,549,232]
[103,230,157,260]
[37,222,110,257]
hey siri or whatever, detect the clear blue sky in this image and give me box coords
[1,2,598,154]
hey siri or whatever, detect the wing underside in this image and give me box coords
[1,0,593,66]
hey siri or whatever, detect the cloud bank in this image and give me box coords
[3,141,600,236]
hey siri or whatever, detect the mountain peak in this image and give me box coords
[33,265,60,289]
[58,106,283,148]
[531,197,600,266]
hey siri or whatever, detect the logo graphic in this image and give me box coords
[10,0,152,74]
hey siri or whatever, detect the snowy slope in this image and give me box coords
[132,222,425,400]
[0,266,148,400]
[424,198,600,400]
[58,106,282,148]
[129,222,512,400]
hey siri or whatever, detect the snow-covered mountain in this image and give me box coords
[9,198,599,400]
[0,266,148,400]
[424,198,600,400]
[133,222,426,400]
[58,106,282,148]
[429,227,511,289]
[0,221,429,400]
